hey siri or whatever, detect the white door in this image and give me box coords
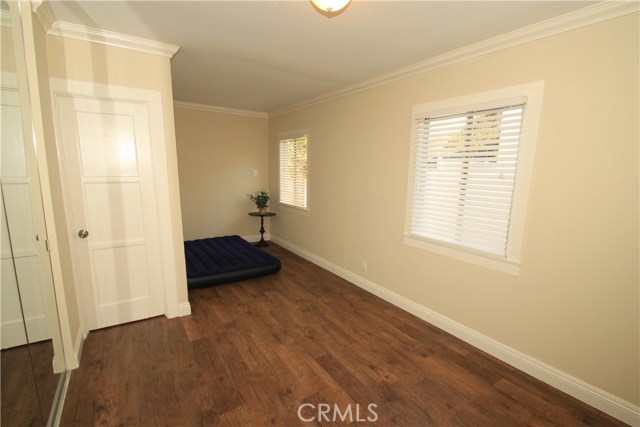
[1,86,51,348]
[56,95,164,330]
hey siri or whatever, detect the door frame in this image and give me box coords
[50,78,185,338]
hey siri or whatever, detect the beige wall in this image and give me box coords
[269,14,639,405]
[31,10,82,366]
[174,106,269,240]
[45,36,190,311]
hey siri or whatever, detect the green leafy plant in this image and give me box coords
[249,189,271,209]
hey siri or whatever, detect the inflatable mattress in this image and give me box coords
[184,235,281,288]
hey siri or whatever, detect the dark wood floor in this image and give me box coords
[61,244,627,426]
[1,340,60,427]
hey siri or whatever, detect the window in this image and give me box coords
[405,82,544,274]
[279,132,308,210]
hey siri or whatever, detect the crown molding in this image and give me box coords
[47,21,180,58]
[174,100,268,119]
[1,3,51,30]
[269,1,639,117]
[33,1,54,32]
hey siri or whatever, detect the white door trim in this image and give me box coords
[50,78,183,333]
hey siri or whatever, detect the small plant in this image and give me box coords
[249,189,271,209]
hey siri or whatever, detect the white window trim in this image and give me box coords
[404,81,545,275]
[278,202,311,217]
[278,129,310,214]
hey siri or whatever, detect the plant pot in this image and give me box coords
[258,207,267,215]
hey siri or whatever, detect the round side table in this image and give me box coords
[248,212,276,247]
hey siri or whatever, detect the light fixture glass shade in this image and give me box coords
[310,0,351,13]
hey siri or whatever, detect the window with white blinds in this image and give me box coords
[279,134,308,210]
[409,102,527,257]
[405,83,544,274]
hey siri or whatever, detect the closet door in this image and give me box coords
[1,87,50,347]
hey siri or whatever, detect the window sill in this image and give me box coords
[403,235,520,276]
[278,203,310,217]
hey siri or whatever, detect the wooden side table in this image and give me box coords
[248,212,276,247]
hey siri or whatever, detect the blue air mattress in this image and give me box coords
[184,235,281,288]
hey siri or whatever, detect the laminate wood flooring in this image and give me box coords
[1,340,59,427]
[61,244,628,427]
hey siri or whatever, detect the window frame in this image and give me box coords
[404,81,544,275]
[278,129,310,214]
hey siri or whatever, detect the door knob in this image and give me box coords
[78,229,89,238]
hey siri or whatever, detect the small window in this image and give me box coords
[279,132,308,210]
[405,82,544,274]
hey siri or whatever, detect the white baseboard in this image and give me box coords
[71,326,85,370]
[271,236,640,427]
[175,302,192,317]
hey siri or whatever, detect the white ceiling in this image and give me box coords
[47,1,599,113]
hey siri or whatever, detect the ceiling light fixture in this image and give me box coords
[310,0,351,13]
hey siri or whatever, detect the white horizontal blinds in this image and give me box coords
[279,135,308,209]
[410,104,526,257]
